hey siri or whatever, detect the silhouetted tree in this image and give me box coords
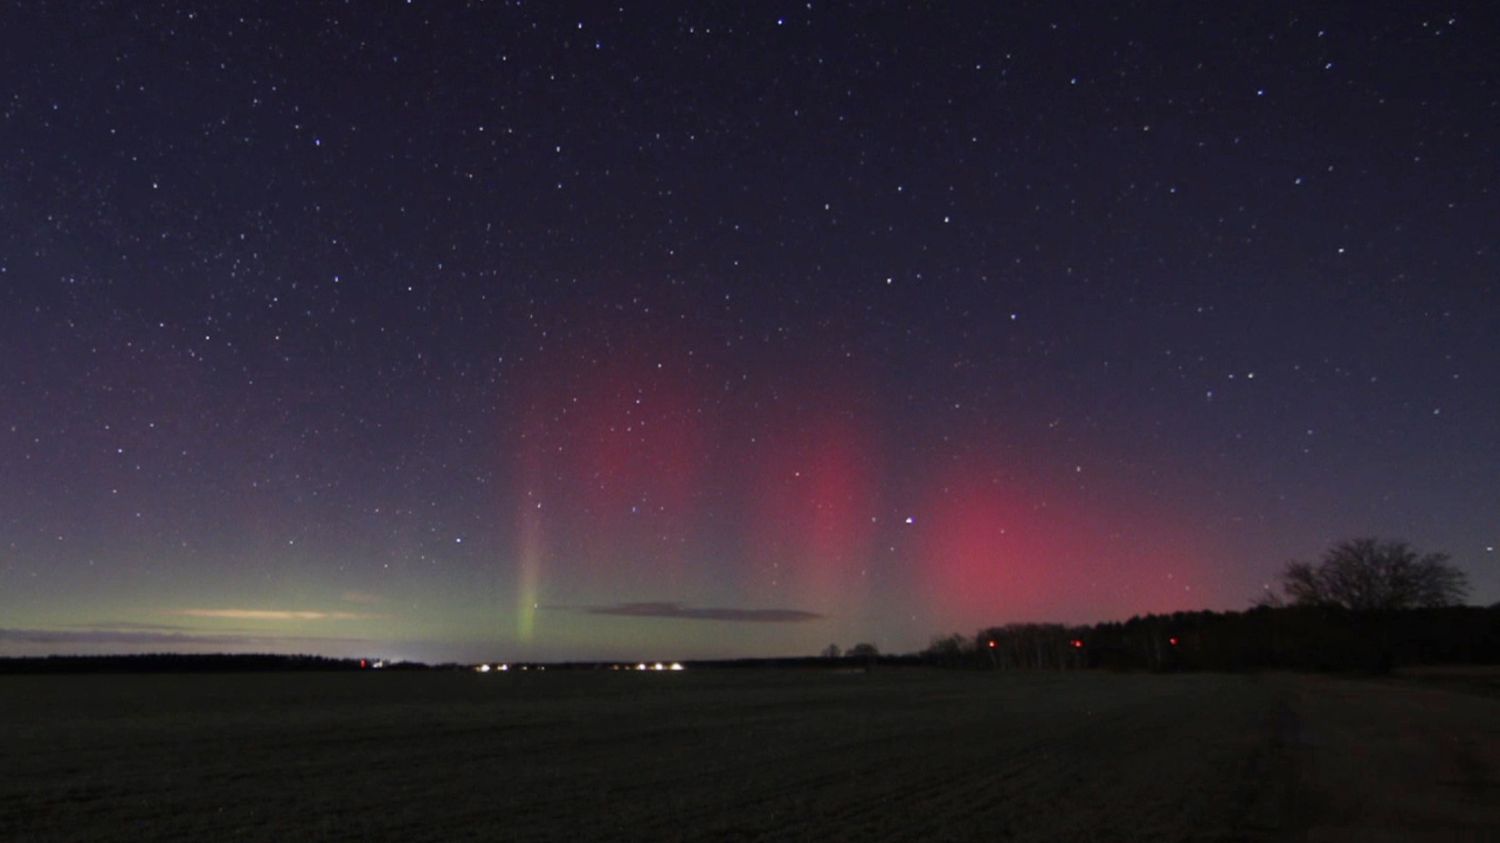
[922,634,975,668]
[848,642,879,658]
[1278,538,1468,610]
[975,624,1090,670]
[820,643,841,659]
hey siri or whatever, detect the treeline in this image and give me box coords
[688,654,921,670]
[0,653,376,674]
[923,605,1500,672]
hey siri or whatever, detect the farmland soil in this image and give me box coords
[1,670,1496,841]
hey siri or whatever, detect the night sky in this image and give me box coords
[2,2,1496,663]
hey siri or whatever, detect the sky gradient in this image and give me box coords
[2,2,1497,662]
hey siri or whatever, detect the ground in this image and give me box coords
[1,669,1496,841]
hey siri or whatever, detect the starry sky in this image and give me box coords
[2,2,1496,663]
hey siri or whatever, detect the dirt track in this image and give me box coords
[1,670,1496,841]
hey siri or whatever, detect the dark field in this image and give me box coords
[3,669,1497,841]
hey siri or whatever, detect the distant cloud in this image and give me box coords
[340,591,384,605]
[574,602,824,623]
[1,612,389,657]
[173,609,384,621]
[0,627,366,648]
[65,621,198,632]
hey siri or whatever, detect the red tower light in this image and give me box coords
[1168,636,1180,647]
[987,640,997,649]
[1070,639,1084,649]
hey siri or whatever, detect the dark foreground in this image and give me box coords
[2,669,1496,841]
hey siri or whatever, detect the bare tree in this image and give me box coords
[1277,538,1468,610]
[820,643,841,659]
[922,634,972,667]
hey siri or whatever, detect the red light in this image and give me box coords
[360,659,368,669]
[1070,639,1084,649]
[987,640,997,649]
[1169,637,1179,647]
